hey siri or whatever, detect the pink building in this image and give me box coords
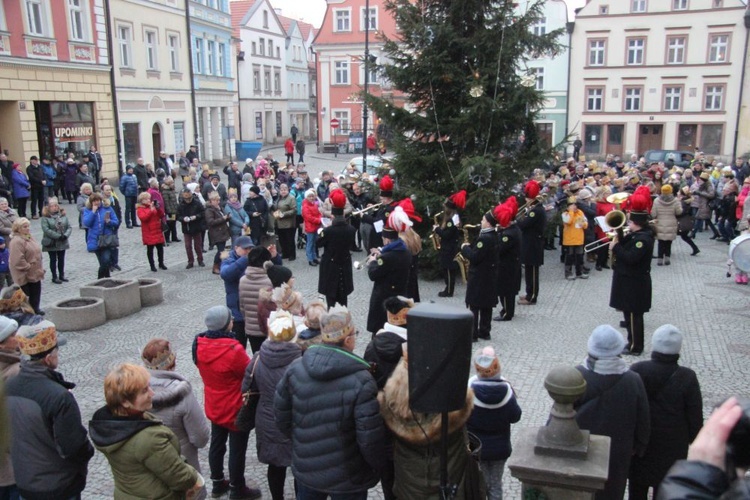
[313,0,404,150]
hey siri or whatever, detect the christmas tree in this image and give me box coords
[367,0,564,222]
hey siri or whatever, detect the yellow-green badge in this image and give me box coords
[635,241,643,249]
[530,212,536,217]
[477,242,483,249]
[503,236,508,242]
[319,231,324,238]
[447,222,453,228]
[377,258,384,266]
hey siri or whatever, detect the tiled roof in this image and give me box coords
[230,0,256,40]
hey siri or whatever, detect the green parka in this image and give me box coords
[89,407,198,499]
[40,208,72,252]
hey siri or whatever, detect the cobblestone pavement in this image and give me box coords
[18,150,750,498]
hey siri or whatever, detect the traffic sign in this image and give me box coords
[330,118,340,129]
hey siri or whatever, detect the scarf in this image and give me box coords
[227,200,242,211]
[581,355,628,375]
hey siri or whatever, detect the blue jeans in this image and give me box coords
[96,247,113,278]
[296,483,367,500]
[208,422,250,488]
[305,232,317,263]
[125,196,137,227]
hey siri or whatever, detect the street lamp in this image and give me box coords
[363,0,370,173]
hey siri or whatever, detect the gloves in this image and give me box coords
[183,217,190,223]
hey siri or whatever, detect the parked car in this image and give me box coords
[643,150,695,168]
[340,155,395,181]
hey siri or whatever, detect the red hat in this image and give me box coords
[629,185,652,212]
[387,206,413,233]
[445,190,467,211]
[504,196,519,220]
[560,179,571,187]
[330,189,347,214]
[396,197,422,223]
[524,180,540,199]
[379,175,394,197]
[495,204,512,228]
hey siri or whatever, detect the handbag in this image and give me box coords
[97,233,119,248]
[41,236,53,247]
[235,355,260,432]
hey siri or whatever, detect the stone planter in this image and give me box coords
[80,279,141,319]
[49,297,107,332]
[138,278,164,307]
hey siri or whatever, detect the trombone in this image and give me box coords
[454,224,480,283]
[351,203,383,217]
[429,211,444,251]
[584,210,628,253]
[515,193,548,221]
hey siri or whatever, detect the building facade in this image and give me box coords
[313,0,403,150]
[0,0,117,176]
[232,0,289,145]
[568,0,748,161]
[280,17,312,141]
[189,0,236,164]
[109,0,194,167]
[518,0,570,150]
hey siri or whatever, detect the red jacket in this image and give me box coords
[137,205,165,245]
[302,199,321,233]
[594,201,616,240]
[285,139,294,154]
[195,336,249,430]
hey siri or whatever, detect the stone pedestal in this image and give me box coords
[80,279,141,319]
[508,427,610,499]
[138,278,164,307]
[49,297,107,332]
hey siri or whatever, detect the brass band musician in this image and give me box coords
[433,190,465,298]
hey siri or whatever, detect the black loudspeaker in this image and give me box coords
[407,303,473,413]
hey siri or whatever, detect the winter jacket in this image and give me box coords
[379,358,477,499]
[367,239,412,333]
[275,344,386,494]
[690,180,715,220]
[11,169,30,199]
[243,341,301,466]
[148,370,210,474]
[192,330,249,430]
[26,164,45,189]
[651,195,683,241]
[466,375,522,462]
[0,349,20,488]
[201,183,228,208]
[243,195,268,238]
[0,208,17,238]
[6,362,94,500]
[137,205,166,246]
[0,248,8,274]
[629,352,703,489]
[224,204,250,239]
[9,234,44,286]
[205,205,231,246]
[221,250,249,321]
[658,460,750,499]
[561,208,587,246]
[40,209,72,252]
[82,205,119,252]
[89,407,198,500]
[64,164,78,192]
[738,190,750,231]
[302,198,321,233]
[134,165,150,192]
[677,198,695,234]
[363,325,406,390]
[161,185,179,216]
[176,196,205,235]
[284,139,294,155]
[75,172,94,189]
[238,266,273,339]
[274,194,297,230]
[42,163,56,182]
[119,173,138,198]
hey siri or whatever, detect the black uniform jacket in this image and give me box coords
[361,200,397,250]
[366,239,411,333]
[434,215,460,269]
[496,224,522,297]
[461,228,499,309]
[516,203,546,266]
[317,217,356,297]
[609,227,654,313]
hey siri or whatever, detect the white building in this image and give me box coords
[280,17,312,139]
[232,0,288,144]
[110,0,195,166]
[568,0,748,161]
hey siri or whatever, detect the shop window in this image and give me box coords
[123,122,141,166]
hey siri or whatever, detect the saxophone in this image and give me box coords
[454,224,478,284]
[429,211,444,251]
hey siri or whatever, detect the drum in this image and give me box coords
[729,234,750,272]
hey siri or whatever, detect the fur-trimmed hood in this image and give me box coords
[378,358,473,444]
[148,370,194,410]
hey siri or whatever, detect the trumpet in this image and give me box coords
[515,193,548,221]
[351,203,382,217]
[429,211,444,251]
[584,210,627,253]
[454,224,479,283]
[353,247,382,270]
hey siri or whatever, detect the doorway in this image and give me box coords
[638,124,663,154]
[151,122,162,164]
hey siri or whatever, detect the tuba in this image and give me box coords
[429,211,444,251]
[454,224,479,283]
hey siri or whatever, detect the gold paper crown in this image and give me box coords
[142,349,176,371]
[386,296,415,326]
[320,305,355,343]
[271,284,304,315]
[268,310,296,342]
[17,322,58,356]
[0,287,32,314]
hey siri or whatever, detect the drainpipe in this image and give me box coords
[236,51,244,140]
[732,8,750,160]
[185,2,200,153]
[103,0,123,176]
[564,19,574,138]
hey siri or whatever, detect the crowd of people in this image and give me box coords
[0,144,748,499]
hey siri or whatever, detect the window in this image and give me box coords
[117,25,132,68]
[678,124,698,150]
[263,10,268,28]
[361,56,379,85]
[334,9,350,32]
[587,87,604,111]
[531,17,546,36]
[664,86,682,111]
[264,69,271,93]
[25,0,47,36]
[253,68,260,92]
[713,0,722,6]
[168,34,179,72]
[704,85,724,110]
[333,110,350,132]
[194,38,203,73]
[709,34,729,63]
[290,83,294,97]
[259,38,265,56]
[145,30,158,70]
[276,47,279,58]
[206,40,215,75]
[334,60,350,84]
[599,5,609,14]
[251,42,256,55]
[584,124,603,154]
[588,39,606,66]
[530,67,544,90]
[673,0,688,9]
[667,36,686,64]
[268,40,273,58]
[627,38,645,65]
[624,87,642,111]
[68,0,87,41]
[274,71,281,93]
[361,7,377,30]
[122,123,141,166]
[217,43,225,76]
[700,124,723,154]
[631,0,646,13]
